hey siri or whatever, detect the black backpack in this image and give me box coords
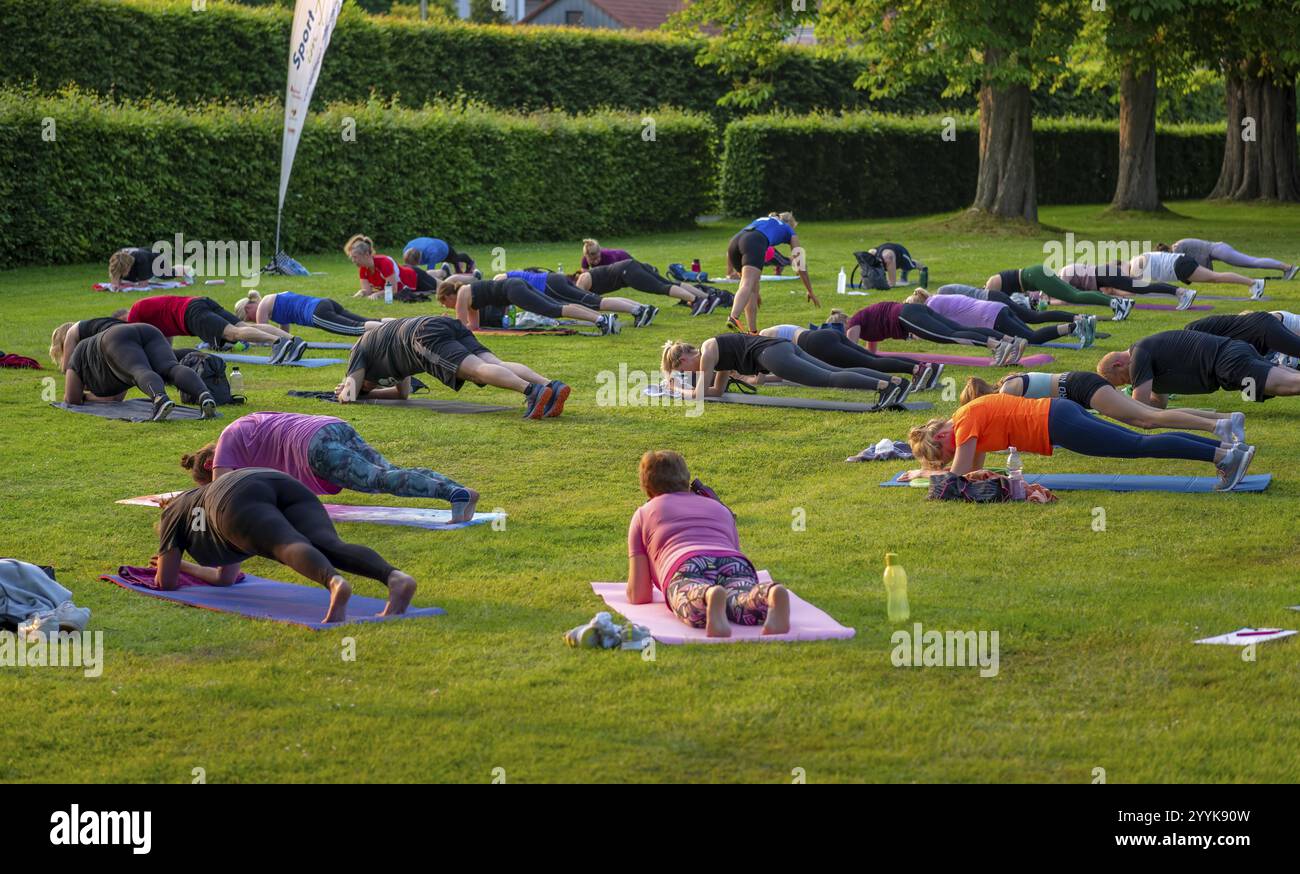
[850,251,891,291]
[176,350,244,406]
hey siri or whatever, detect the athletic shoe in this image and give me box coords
[1085,314,1098,347]
[892,377,915,405]
[563,621,601,649]
[912,362,935,392]
[1213,411,1246,445]
[1215,443,1256,491]
[705,292,723,315]
[1009,337,1029,364]
[636,305,659,328]
[473,269,483,280]
[268,336,291,364]
[725,315,746,334]
[522,382,554,420]
[1281,355,1300,370]
[1110,297,1133,321]
[542,380,571,418]
[1284,265,1299,281]
[875,382,904,411]
[198,392,217,419]
[690,294,711,316]
[1176,287,1198,311]
[924,362,945,391]
[1250,279,1266,300]
[287,336,309,362]
[151,395,175,422]
[597,314,621,335]
[1072,315,1092,348]
[991,338,1012,366]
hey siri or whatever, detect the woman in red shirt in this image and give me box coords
[906,393,1254,491]
[346,234,439,300]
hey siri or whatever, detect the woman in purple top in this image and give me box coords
[180,411,479,522]
[906,289,1091,348]
[580,239,632,269]
[839,300,1026,364]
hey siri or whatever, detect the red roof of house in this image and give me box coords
[522,0,686,30]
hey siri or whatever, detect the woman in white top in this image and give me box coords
[1128,250,1266,300]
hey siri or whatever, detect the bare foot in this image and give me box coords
[704,585,731,638]
[381,570,417,616]
[450,488,480,523]
[323,574,351,623]
[762,585,791,635]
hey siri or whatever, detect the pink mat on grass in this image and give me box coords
[891,352,1056,367]
[590,571,855,645]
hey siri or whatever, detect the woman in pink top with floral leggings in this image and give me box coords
[625,450,790,637]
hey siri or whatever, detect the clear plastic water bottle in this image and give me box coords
[836,267,847,295]
[883,553,910,623]
[1007,445,1026,501]
[228,367,244,395]
[383,282,394,305]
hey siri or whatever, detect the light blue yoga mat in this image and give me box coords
[216,353,343,368]
[880,471,1272,493]
[102,572,444,630]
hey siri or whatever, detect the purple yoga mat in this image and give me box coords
[891,352,1056,367]
[590,571,855,645]
[102,571,444,630]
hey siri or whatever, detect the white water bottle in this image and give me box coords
[229,367,244,395]
[384,282,394,305]
[837,267,847,295]
[1007,446,1026,501]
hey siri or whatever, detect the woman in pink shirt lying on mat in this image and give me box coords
[626,450,789,638]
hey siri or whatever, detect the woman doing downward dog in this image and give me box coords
[338,316,570,420]
[626,450,790,638]
[758,323,942,390]
[234,291,385,337]
[961,374,1245,443]
[842,301,1027,365]
[907,393,1255,491]
[906,289,1094,347]
[438,277,619,335]
[53,321,215,421]
[182,411,479,523]
[576,259,714,314]
[495,270,658,328]
[660,334,910,407]
[154,468,419,623]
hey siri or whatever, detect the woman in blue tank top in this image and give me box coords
[234,291,383,337]
[725,211,818,334]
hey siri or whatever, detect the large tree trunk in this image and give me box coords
[1111,63,1162,211]
[1212,61,1300,201]
[972,78,1037,221]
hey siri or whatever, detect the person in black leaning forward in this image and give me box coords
[659,333,910,407]
[1097,329,1300,407]
[335,316,571,420]
[1186,311,1300,362]
[153,468,419,624]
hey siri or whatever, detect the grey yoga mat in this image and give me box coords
[642,386,929,412]
[286,391,513,414]
[51,400,219,422]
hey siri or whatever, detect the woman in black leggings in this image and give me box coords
[759,323,942,390]
[437,277,618,335]
[576,259,713,313]
[60,322,214,421]
[906,289,1092,348]
[660,334,910,408]
[153,468,418,623]
[842,301,1025,364]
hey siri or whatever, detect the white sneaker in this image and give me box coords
[1110,297,1133,321]
[1250,279,1266,300]
[991,338,1012,366]
[1176,288,1198,311]
[1213,411,1246,444]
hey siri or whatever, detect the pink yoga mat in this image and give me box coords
[891,352,1055,367]
[590,571,855,645]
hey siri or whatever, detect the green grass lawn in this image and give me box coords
[2,201,1298,783]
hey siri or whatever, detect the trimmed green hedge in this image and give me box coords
[0,90,717,269]
[719,114,1227,219]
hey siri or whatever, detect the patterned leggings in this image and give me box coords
[664,555,772,628]
[306,422,469,504]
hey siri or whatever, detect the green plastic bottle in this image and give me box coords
[883,553,910,623]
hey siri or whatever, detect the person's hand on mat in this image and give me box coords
[335,380,358,403]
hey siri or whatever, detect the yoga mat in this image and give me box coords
[643,386,929,412]
[1041,341,1088,350]
[116,493,503,530]
[891,352,1056,367]
[1133,302,1213,311]
[50,400,218,422]
[1195,294,1268,301]
[101,571,444,630]
[216,353,343,368]
[880,471,1273,493]
[1194,627,1295,645]
[590,573,854,645]
[286,391,514,414]
[306,341,355,350]
[712,275,800,283]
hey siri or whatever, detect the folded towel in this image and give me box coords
[847,438,913,462]
[114,564,246,590]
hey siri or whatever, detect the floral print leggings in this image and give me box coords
[664,554,773,628]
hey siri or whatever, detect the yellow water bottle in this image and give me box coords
[883,553,910,623]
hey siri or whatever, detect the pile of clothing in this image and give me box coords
[564,612,652,651]
[0,559,91,640]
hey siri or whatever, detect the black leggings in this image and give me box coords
[897,303,1001,346]
[311,298,370,335]
[545,273,603,309]
[797,328,916,376]
[754,342,888,391]
[102,323,208,400]
[993,309,1068,345]
[219,474,397,586]
[610,260,677,296]
[445,245,475,273]
[503,277,566,319]
[1259,318,1300,358]
[986,290,1075,322]
[1095,272,1179,296]
[1047,398,1219,461]
[412,266,439,292]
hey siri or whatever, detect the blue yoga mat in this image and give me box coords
[216,353,342,368]
[102,572,445,629]
[880,471,1272,493]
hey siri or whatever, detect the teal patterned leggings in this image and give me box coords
[306,422,469,505]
